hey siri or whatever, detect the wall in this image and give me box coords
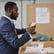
[0,0,54,28]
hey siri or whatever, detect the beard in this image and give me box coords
[10,12,17,20]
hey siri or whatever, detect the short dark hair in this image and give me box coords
[4,1,16,11]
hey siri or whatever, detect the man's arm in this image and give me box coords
[0,22,31,48]
[16,28,26,35]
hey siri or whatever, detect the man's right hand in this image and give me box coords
[26,23,36,34]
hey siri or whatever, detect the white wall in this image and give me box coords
[0,2,5,18]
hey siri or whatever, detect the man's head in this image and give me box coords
[4,1,19,20]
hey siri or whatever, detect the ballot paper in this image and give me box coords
[43,47,54,53]
[25,42,46,53]
[25,46,47,53]
[30,22,36,27]
[25,46,54,53]
[25,42,54,53]
[25,46,40,53]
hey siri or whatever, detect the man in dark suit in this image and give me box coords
[0,1,36,54]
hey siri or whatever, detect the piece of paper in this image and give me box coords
[25,46,39,53]
[36,7,50,24]
[25,42,44,53]
[25,46,54,53]
[25,46,47,53]
[43,47,54,53]
[30,22,36,27]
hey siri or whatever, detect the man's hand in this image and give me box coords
[26,22,36,33]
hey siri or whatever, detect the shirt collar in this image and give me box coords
[2,15,14,24]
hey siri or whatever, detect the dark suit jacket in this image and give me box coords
[0,16,31,54]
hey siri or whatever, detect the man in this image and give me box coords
[0,1,36,54]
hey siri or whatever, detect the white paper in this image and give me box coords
[42,47,54,53]
[25,46,39,53]
[30,22,36,27]
[25,42,45,53]
[36,8,50,24]
[25,46,47,53]
[25,46,54,53]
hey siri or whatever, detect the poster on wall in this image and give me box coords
[36,7,50,24]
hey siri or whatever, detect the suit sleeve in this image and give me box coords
[0,22,31,48]
[16,28,26,35]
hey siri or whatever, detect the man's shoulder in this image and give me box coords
[0,16,11,24]
[0,16,12,28]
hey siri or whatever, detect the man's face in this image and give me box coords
[10,5,19,20]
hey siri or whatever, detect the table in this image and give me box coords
[20,41,54,54]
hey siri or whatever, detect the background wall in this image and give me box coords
[0,0,54,28]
